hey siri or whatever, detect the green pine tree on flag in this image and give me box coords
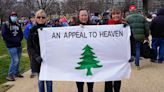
[75,44,103,76]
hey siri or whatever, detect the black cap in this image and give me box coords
[103,12,109,16]
[28,13,35,19]
[52,18,59,22]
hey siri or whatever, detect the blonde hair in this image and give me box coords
[35,9,47,18]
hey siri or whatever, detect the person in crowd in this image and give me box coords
[152,13,157,19]
[101,11,110,24]
[27,9,53,92]
[146,13,153,25]
[70,9,94,92]
[125,5,149,70]
[104,7,129,92]
[24,13,36,78]
[150,8,164,63]
[2,11,23,81]
[59,15,69,26]
[91,12,100,25]
[52,18,62,27]
[24,13,35,40]
[69,16,77,26]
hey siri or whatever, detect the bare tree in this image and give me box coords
[0,0,15,23]
[36,0,56,11]
[13,2,31,17]
[87,0,104,13]
[46,1,61,18]
[61,0,103,14]
[62,0,84,14]
[23,0,58,14]
[23,0,37,12]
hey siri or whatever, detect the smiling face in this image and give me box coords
[79,10,89,24]
[35,10,47,25]
[111,11,122,22]
[36,14,46,24]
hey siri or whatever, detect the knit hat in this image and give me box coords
[10,11,17,16]
[28,13,35,19]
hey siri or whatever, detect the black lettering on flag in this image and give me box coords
[52,32,60,39]
[99,30,123,37]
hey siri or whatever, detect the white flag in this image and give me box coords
[39,25,131,82]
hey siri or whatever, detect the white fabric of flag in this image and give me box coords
[38,25,131,82]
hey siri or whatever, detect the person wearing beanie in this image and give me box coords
[24,12,36,78]
[2,11,23,81]
[24,13,35,40]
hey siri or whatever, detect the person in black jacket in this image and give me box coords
[150,8,164,63]
[71,9,94,92]
[27,9,53,92]
[2,12,23,81]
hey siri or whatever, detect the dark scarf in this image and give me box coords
[36,24,46,28]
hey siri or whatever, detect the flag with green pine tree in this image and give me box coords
[75,44,103,76]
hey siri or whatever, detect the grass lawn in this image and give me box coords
[0,34,30,85]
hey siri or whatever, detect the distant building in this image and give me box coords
[104,0,128,11]
[113,0,127,7]
[17,0,22,2]
[147,0,164,13]
[130,0,164,13]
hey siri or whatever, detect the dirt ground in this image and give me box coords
[4,58,164,92]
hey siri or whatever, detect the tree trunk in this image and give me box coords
[87,68,92,76]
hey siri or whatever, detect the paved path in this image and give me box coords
[4,59,164,92]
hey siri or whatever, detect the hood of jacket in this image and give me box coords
[8,15,17,25]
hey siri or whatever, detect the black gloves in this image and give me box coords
[129,56,134,62]
[121,21,128,28]
[123,23,128,28]
[35,56,43,64]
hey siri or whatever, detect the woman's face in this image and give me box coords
[36,13,46,24]
[111,11,122,21]
[79,10,89,24]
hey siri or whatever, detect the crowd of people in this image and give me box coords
[1,4,164,92]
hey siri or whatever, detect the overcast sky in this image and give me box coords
[17,0,64,2]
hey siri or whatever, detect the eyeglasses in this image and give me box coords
[37,16,46,19]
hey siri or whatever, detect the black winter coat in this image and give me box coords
[27,24,46,73]
[150,8,164,38]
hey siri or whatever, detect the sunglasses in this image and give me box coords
[37,16,46,19]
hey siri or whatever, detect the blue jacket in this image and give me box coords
[24,22,33,40]
[2,23,23,48]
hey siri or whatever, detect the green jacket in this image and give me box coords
[125,12,149,41]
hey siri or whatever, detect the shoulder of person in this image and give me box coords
[121,19,127,22]
[31,24,38,29]
[29,25,37,33]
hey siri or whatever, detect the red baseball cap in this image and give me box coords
[129,5,137,10]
